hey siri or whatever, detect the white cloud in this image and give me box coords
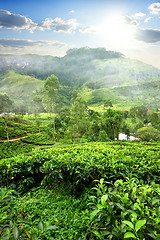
[0,9,79,34]
[148,3,160,14]
[144,17,152,23]
[38,17,79,33]
[79,26,98,34]
[123,16,138,25]
[70,10,75,14]
[132,12,146,18]
[0,9,36,32]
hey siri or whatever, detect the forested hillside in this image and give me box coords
[0,47,160,110]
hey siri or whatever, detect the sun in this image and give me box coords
[100,13,136,49]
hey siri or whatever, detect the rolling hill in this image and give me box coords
[0,70,43,109]
[0,47,160,111]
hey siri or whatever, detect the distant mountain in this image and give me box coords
[0,47,160,110]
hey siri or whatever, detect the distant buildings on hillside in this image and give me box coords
[0,112,15,116]
[118,133,140,141]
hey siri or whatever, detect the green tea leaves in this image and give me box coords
[124,232,136,239]
[123,221,134,229]
[101,194,108,205]
[135,220,146,232]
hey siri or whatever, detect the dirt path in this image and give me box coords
[2,132,40,142]
[3,135,28,142]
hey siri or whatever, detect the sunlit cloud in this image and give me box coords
[132,12,146,19]
[144,17,152,23]
[38,17,79,33]
[148,3,160,14]
[135,28,160,43]
[0,9,36,32]
[124,16,138,25]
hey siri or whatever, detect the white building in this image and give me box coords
[118,133,139,141]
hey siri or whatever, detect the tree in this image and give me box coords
[32,90,43,133]
[136,126,160,141]
[0,93,13,113]
[43,74,59,140]
[103,109,124,140]
[148,113,159,126]
[69,94,88,144]
[129,106,148,119]
[0,93,13,141]
[98,130,108,142]
[86,111,102,141]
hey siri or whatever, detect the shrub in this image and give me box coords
[136,126,160,141]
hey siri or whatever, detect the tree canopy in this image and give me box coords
[0,93,13,113]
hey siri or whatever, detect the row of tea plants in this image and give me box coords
[0,141,34,159]
[21,133,54,145]
[0,116,46,140]
[0,142,160,239]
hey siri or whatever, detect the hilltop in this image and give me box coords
[0,47,160,110]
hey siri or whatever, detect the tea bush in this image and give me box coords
[0,179,159,239]
[21,133,54,145]
[0,142,160,239]
[0,116,43,140]
[0,141,34,159]
[0,142,159,192]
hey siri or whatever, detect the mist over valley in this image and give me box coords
[0,47,159,111]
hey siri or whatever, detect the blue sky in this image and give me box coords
[0,0,160,68]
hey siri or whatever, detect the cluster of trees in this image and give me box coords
[0,73,160,142]
[29,75,125,142]
[65,47,124,60]
[32,75,160,142]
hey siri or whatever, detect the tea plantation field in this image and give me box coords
[0,142,160,239]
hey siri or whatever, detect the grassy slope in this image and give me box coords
[0,70,43,105]
[80,58,160,110]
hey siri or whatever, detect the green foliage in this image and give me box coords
[0,141,160,239]
[83,178,160,239]
[0,48,160,111]
[41,143,160,194]
[104,99,113,108]
[21,133,54,145]
[98,130,108,142]
[0,142,159,193]
[0,187,89,239]
[43,74,59,101]
[69,94,88,143]
[43,74,60,140]
[129,106,148,119]
[0,116,44,140]
[1,177,159,239]
[148,112,160,129]
[0,93,13,113]
[103,108,124,140]
[32,90,44,118]
[137,126,160,141]
[0,70,43,112]
[66,47,124,60]
[0,187,17,239]
[0,141,33,159]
